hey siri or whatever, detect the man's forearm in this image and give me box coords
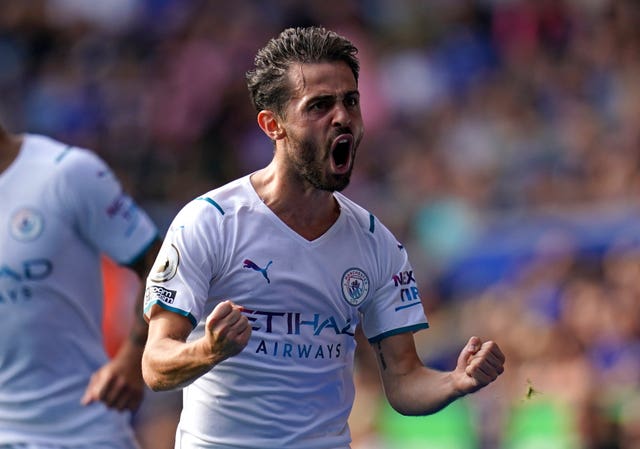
[142,337,219,391]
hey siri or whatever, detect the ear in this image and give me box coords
[257,110,286,141]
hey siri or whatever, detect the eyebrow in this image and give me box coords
[308,90,360,102]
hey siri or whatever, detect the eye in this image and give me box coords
[345,95,359,108]
[309,100,330,111]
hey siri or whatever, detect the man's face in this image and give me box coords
[278,61,364,192]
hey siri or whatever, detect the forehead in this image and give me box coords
[287,62,357,99]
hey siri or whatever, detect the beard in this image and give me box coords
[287,134,355,192]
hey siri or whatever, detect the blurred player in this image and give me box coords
[0,122,161,449]
[142,26,505,448]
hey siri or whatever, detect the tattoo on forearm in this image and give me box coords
[377,342,387,370]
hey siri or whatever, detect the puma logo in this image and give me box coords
[243,259,273,284]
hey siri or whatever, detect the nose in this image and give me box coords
[332,103,352,127]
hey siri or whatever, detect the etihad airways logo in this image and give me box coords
[239,307,354,361]
[240,307,355,337]
[0,258,53,305]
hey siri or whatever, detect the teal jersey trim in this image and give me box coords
[144,300,198,328]
[394,301,424,312]
[368,323,429,344]
[55,145,73,163]
[197,197,225,215]
[369,213,375,233]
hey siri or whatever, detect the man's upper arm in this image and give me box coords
[373,332,423,384]
[146,305,194,345]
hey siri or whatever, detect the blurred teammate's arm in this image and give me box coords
[375,333,504,416]
[127,238,163,346]
[81,238,162,411]
[142,300,251,391]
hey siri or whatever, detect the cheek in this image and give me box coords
[354,127,365,149]
[299,141,322,165]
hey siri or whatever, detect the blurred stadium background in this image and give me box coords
[2,0,640,448]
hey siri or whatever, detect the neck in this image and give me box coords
[250,164,340,241]
[0,130,22,173]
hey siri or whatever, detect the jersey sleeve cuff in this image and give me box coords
[144,300,198,328]
[367,322,429,344]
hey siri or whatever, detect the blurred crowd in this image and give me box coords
[2,0,640,448]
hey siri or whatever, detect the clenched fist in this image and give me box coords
[205,300,252,361]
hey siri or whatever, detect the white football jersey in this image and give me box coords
[144,175,428,449]
[0,134,157,446]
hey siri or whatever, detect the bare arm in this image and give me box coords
[81,238,162,411]
[142,300,251,391]
[375,333,505,416]
[126,238,164,347]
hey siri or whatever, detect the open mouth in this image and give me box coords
[331,134,353,170]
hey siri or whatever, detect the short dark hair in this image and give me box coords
[246,26,360,117]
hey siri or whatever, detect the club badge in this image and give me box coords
[341,267,370,306]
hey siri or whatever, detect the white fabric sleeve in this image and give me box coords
[359,227,429,343]
[57,147,158,265]
[143,198,222,327]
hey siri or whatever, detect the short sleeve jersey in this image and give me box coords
[0,134,158,445]
[144,175,428,449]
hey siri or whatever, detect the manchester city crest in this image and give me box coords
[341,267,370,306]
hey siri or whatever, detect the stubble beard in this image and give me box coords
[291,137,354,193]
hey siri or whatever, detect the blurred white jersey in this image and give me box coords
[0,134,157,446]
[144,175,429,449]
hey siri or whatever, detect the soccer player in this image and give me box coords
[0,123,161,448]
[142,26,505,448]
